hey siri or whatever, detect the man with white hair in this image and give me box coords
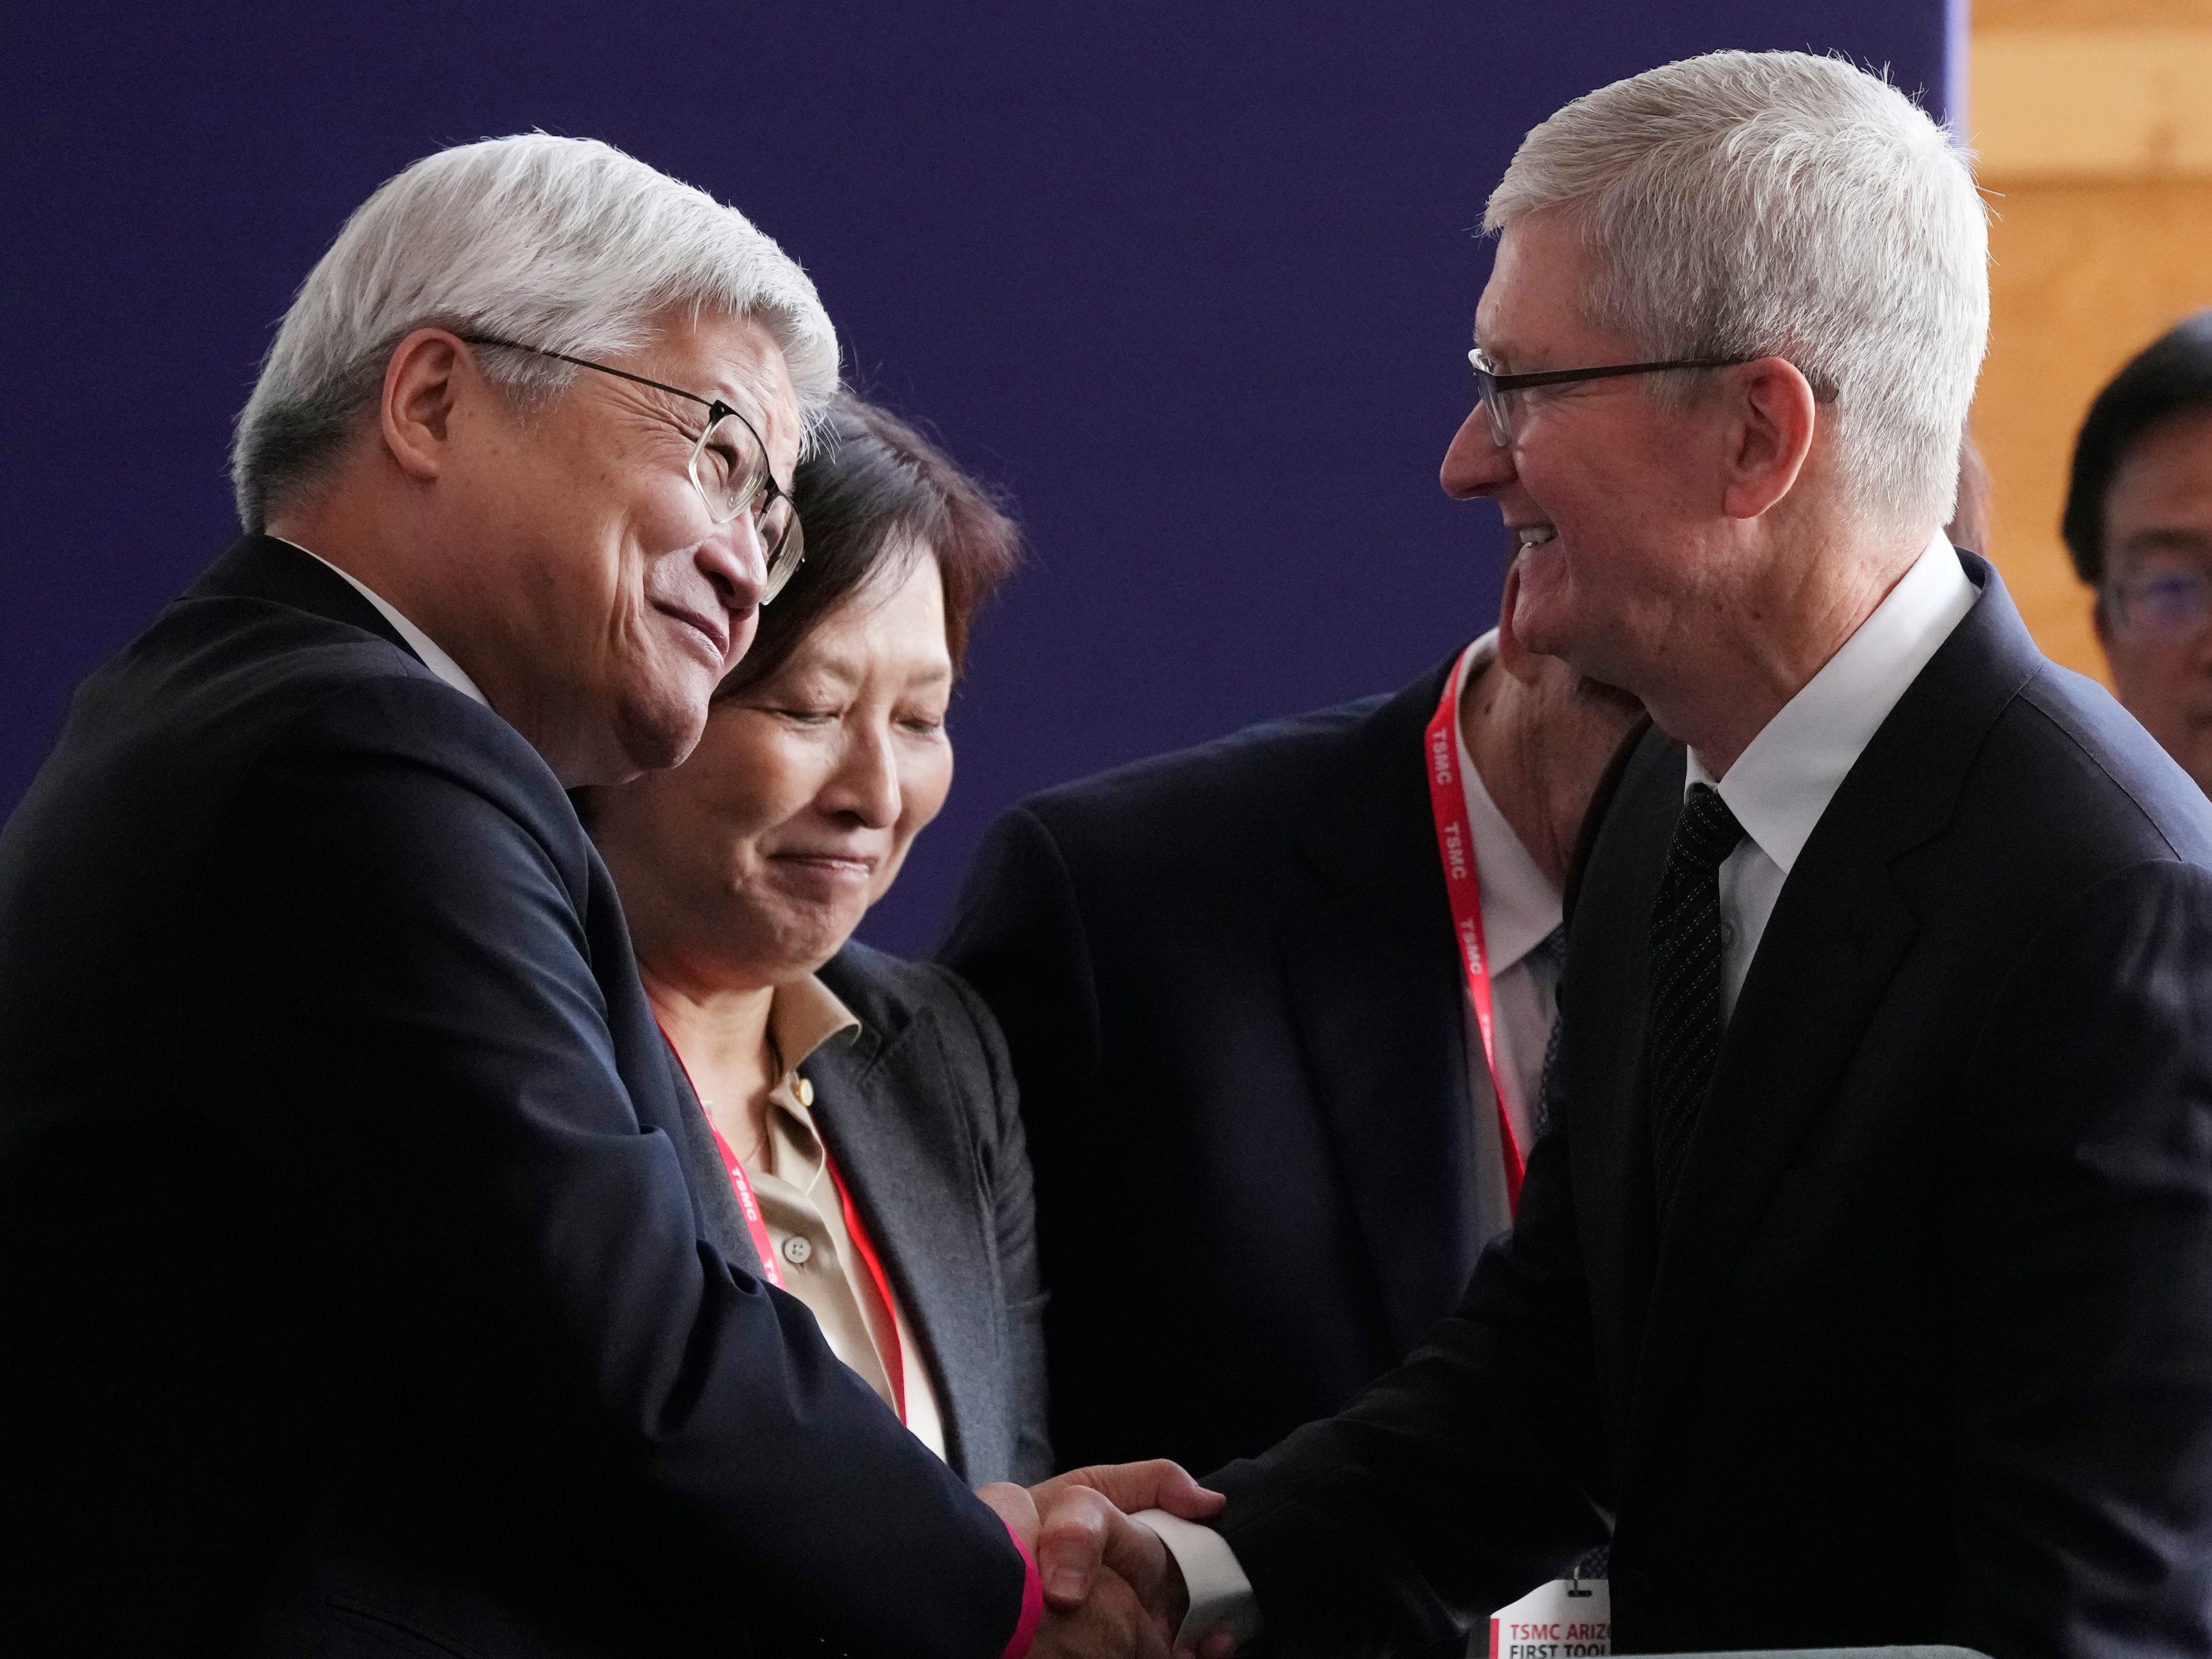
[0,135,1207,1658]
[1040,50,2212,1658]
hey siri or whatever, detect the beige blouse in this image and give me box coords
[736,975,946,1463]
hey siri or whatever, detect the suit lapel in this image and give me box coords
[1556,728,1677,1432]
[577,833,762,1275]
[1623,830,1919,1492]
[1278,655,1483,1355]
[803,1009,999,1477]
[1623,556,2041,1491]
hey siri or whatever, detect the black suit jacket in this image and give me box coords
[0,536,1027,1658]
[809,944,1053,1486]
[940,655,1488,1473]
[1208,554,2212,1659]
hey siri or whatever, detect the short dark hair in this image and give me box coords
[714,395,1022,702]
[2062,312,2212,584]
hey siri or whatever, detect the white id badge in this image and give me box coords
[1485,1573,1610,1659]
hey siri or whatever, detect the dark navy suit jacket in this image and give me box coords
[1208,555,2212,1659]
[0,536,1027,1658]
[941,653,1485,1475]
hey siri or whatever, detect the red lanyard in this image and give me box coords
[663,1024,907,1421]
[1425,648,1526,1212]
[825,1156,906,1424]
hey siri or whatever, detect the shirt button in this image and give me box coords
[781,1235,814,1267]
[794,1076,815,1107]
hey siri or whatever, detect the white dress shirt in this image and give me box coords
[1689,532,1974,1015]
[272,536,491,708]
[1145,536,1978,1646]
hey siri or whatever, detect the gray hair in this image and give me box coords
[1485,50,1987,528]
[230,133,838,528]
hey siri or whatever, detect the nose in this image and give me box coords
[697,513,768,618]
[1439,403,1515,500]
[821,718,901,832]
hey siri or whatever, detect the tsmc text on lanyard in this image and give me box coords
[1423,653,1526,1210]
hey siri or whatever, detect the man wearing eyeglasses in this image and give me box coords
[0,134,1214,1659]
[2067,312,2212,798]
[1031,50,2212,1659]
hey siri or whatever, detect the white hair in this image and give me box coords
[1485,51,1987,527]
[230,133,838,528]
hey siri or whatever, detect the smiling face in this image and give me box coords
[2097,406,2212,796]
[435,308,802,785]
[588,552,957,988]
[1438,214,1755,700]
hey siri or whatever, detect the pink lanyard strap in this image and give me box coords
[704,1117,787,1292]
[1424,652,1525,1213]
[661,1027,785,1289]
[824,1152,906,1424]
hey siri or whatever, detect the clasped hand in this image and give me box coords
[979,1462,1237,1659]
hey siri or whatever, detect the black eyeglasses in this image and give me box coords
[460,335,805,603]
[1468,346,1756,447]
[2103,568,2212,639]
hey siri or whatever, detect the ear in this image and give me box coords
[378,328,469,485]
[1495,552,1543,686]
[1718,356,1819,521]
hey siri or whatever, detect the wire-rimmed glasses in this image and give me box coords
[460,335,806,603]
[1467,346,1758,448]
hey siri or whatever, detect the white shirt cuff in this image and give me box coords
[1131,1508,1264,1649]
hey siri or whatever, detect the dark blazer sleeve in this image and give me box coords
[1947,858,2212,1658]
[189,680,1027,1659]
[1206,1121,1615,1658]
[931,961,1055,1485]
[940,804,1105,1159]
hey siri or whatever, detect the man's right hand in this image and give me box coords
[1010,1462,1237,1659]
[1028,1564,1174,1659]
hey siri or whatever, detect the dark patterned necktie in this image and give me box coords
[1647,783,1746,1221]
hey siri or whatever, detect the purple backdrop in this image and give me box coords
[1,1,1949,956]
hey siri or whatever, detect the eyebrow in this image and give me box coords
[689,363,796,474]
[2115,527,2212,563]
[1472,335,1525,373]
[783,650,953,689]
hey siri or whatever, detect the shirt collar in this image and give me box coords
[768,972,863,1078]
[761,975,865,1177]
[1454,632,1565,974]
[272,536,491,709]
[1687,531,1976,875]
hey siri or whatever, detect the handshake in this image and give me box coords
[979,1462,1241,1659]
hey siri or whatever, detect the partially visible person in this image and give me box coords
[941,548,1643,1474]
[2065,312,2212,795]
[0,135,1210,1658]
[581,395,1048,1487]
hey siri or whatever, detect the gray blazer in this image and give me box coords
[782,941,1054,1487]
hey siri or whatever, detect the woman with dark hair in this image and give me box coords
[581,395,1043,1482]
